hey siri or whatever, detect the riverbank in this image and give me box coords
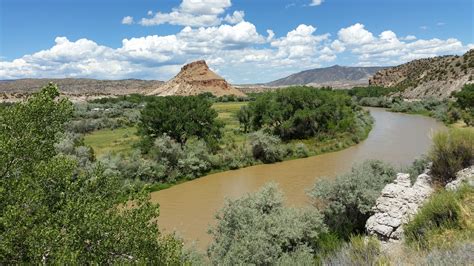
[84,101,374,192]
[151,108,445,250]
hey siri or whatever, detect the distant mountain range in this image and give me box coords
[265,65,387,87]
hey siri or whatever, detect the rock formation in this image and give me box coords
[369,49,474,99]
[366,172,434,241]
[366,165,474,242]
[149,60,245,97]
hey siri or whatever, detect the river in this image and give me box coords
[150,108,445,250]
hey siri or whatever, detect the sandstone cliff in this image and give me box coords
[149,60,245,97]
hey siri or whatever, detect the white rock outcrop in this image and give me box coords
[446,166,474,191]
[366,172,434,241]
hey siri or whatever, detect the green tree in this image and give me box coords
[237,105,251,132]
[138,95,223,149]
[0,84,184,263]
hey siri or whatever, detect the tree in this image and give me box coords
[138,95,223,150]
[237,105,251,133]
[0,84,184,263]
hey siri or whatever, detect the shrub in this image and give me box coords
[404,187,470,249]
[294,143,310,158]
[429,129,474,183]
[249,130,285,163]
[322,236,387,266]
[308,160,396,237]
[208,183,327,265]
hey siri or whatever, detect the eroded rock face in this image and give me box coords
[149,60,246,97]
[366,172,434,241]
[446,166,474,191]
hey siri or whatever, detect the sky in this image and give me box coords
[0,0,473,83]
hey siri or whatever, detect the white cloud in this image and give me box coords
[420,25,428,30]
[436,22,445,26]
[338,23,374,45]
[137,0,237,27]
[147,10,153,16]
[310,0,324,6]
[401,35,417,41]
[121,16,134,25]
[224,10,245,24]
[1,21,471,83]
[337,23,470,66]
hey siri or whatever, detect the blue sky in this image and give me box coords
[1,0,473,83]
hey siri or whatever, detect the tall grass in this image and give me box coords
[429,128,473,184]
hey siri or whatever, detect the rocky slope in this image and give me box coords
[266,65,387,87]
[0,78,163,102]
[149,60,245,97]
[369,49,474,99]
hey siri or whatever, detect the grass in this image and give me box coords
[404,185,474,250]
[84,127,139,157]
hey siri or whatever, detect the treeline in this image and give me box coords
[348,84,474,126]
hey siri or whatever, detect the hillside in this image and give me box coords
[0,78,163,101]
[266,65,387,87]
[149,60,245,97]
[369,49,474,99]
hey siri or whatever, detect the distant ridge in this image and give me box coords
[370,49,474,99]
[266,65,387,87]
[0,78,163,101]
[149,60,245,97]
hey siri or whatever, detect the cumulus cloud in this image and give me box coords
[1,21,471,83]
[310,0,324,6]
[121,16,134,25]
[337,23,470,66]
[137,0,242,27]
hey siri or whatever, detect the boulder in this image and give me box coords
[366,172,434,241]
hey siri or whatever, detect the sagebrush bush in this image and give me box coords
[429,128,473,183]
[208,183,327,265]
[308,160,396,237]
[249,130,285,163]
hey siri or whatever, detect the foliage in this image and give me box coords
[0,84,185,263]
[322,236,388,266]
[138,95,223,149]
[0,83,73,179]
[308,160,396,237]
[241,87,361,140]
[453,84,474,126]
[404,186,473,249]
[429,128,473,183]
[249,130,285,163]
[453,84,474,110]
[208,183,327,265]
[347,86,398,99]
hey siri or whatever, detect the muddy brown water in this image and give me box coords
[150,108,445,250]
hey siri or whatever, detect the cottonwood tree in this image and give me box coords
[138,95,223,150]
[0,84,183,263]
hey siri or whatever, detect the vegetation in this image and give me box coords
[404,186,473,250]
[239,87,369,141]
[208,183,327,264]
[453,84,474,126]
[429,128,473,183]
[138,95,223,149]
[0,84,185,263]
[308,160,396,237]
